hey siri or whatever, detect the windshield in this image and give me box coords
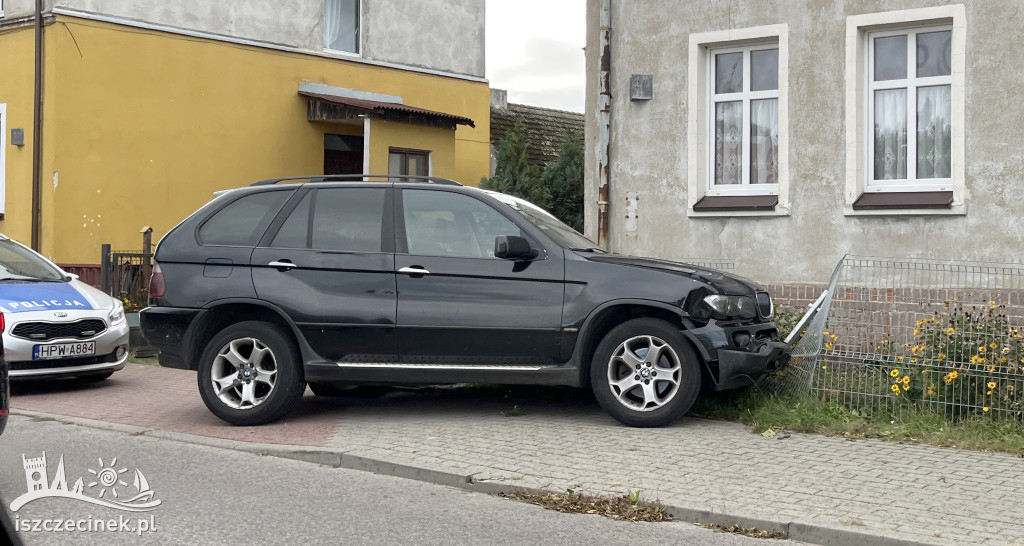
[0,238,66,282]
[487,192,600,251]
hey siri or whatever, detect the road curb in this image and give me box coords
[9,409,936,546]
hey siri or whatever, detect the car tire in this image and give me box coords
[197,321,305,426]
[590,318,701,428]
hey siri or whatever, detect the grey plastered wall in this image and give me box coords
[5,0,484,77]
[584,0,1024,284]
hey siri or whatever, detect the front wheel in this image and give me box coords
[198,321,305,426]
[590,318,701,427]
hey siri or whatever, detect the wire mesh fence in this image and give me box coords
[769,255,1024,422]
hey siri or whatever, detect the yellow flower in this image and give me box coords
[891,384,900,393]
[825,342,834,350]
[945,328,955,335]
[902,384,909,391]
[913,329,920,336]
[988,382,997,389]
[989,300,996,305]
[978,346,986,353]
[926,385,937,395]
[1002,347,1011,355]
[901,376,910,384]
[950,371,959,379]
[1009,385,1015,391]
[990,342,999,350]
[987,391,992,395]
[910,358,917,363]
[821,365,827,370]
[937,353,947,360]
[983,407,990,412]
[896,356,904,362]
[890,369,900,377]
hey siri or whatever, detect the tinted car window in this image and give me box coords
[403,190,522,258]
[271,192,312,249]
[199,191,292,246]
[311,188,386,252]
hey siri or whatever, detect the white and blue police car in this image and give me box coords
[0,234,129,381]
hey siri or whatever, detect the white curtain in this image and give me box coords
[714,101,742,185]
[917,85,952,179]
[324,0,358,53]
[750,98,779,184]
[874,89,907,180]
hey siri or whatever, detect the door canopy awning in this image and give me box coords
[299,84,474,130]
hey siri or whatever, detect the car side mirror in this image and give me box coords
[494,235,538,261]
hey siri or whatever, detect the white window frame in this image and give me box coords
[687,24,789,217]
[866,26,953,192]
[844,5,966,216]
[323,0,362,56]
[706,44,781,197]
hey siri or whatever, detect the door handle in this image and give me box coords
[269,260,297,270]
[398,266,430,276]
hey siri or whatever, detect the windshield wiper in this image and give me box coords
[570,247,608,253]
[0,277,62,283]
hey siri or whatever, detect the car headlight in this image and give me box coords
[108,300,126,326]
[703,294,757,320]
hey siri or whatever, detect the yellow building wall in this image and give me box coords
[30,16,490,263]
[367,120,456,176]
[0,27,40,251]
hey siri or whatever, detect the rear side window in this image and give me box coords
[311,188,386,252]
[199,191,292,246]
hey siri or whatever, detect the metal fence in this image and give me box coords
[101,246,152,311]
[771,256,1024,422]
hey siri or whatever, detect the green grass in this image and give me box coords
[692,389,1024,454]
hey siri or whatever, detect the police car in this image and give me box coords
[0,234,129,381]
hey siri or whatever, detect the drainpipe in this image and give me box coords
[596,0,611,248]
[30,0,43,251]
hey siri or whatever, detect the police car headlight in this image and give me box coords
[108,300,126,326]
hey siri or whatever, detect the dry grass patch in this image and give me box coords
[503,490,673,522]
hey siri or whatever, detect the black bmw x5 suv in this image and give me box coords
[141,175,788,427]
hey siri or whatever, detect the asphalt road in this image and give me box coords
[0,415,786,545]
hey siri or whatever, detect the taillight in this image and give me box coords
[149,263,166,298]
[0,312,4,332]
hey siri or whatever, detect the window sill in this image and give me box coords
[689,195,789,217]
[852,191,953,210]
[846,191,964,216]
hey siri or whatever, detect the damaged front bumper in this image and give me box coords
[683,321,791,391]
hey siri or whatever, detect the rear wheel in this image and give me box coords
[590,318,701,427]
[197,321,305,426]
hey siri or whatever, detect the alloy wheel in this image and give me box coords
[606,335,683,411]
[209,337,278,410]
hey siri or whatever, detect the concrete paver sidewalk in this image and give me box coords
[10,363,1024,545]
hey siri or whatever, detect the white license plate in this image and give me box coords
[33,342,96,360]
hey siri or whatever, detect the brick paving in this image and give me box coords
[10,363,1024,545]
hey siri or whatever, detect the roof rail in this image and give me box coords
[250,174,462,187]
